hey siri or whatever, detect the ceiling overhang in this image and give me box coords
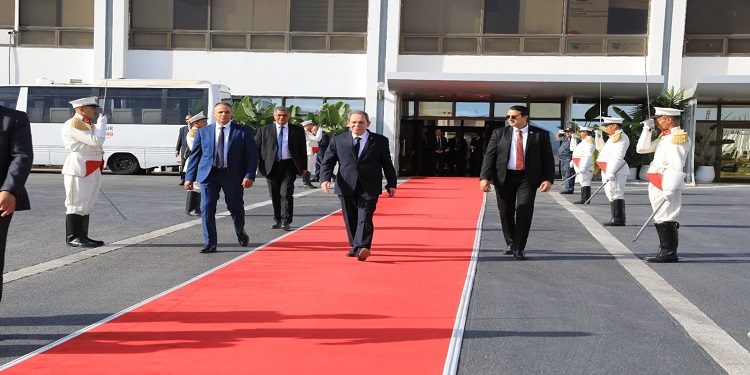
[688,76,750,102]
[387,72,664,101]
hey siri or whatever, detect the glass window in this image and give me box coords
[686,0,750,35]
[327,98,365,111]
[212,34,247,49]
[404,101,416,116]
[132,0,173,30]
[253,97,282,108]
[167,89,208,125]
[529,120,563,151]
[285,98,324,115]
[27,87,96,123]
[402,0,482,34]
[567,0,647,35]
[0,0,14,27]
[456,102,490,117]
[718,128,750,180]
[462,120,486,127]
[0,87,20,109]
[494,103,524,117]
[571,103,594,120]
[174,0,208,31]
[211,0,252,32]
[419,102,453,117]
[99,88,164,125]
[251,0,289,32]
[696,105,718,121]
[531,103,562,118]
[19,0,94,46]
[291,0,328,32]
[333,0,368,32]
[484,0,520,34]
[721,106,750,121]
[522,0,562,34]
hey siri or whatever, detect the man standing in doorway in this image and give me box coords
[430,128,448,176]
[255,106,307,230]
[319,110,397,261]
[480,105,555,260]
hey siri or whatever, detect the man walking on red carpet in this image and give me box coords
[319,111,398,261]
[480,105,555,260]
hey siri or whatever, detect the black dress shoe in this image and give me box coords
[513,249,527,260]
[346,247,358,257]
[560,190,574,194]
[271,221,281,229]
[310,177,319,182]
[503,245,514,255]
[200,245,217,253]
[237,230,249,247]
[281,221,291,231]
[356,248,371,261]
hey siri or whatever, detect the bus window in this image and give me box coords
[166,88,207,125]
[27,87,95,123]
[100,88,163,124]
[0,87,20,109]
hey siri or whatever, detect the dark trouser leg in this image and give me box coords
[200,174,221,245]
[646,221,679,262]
[339,194,358,247]
[354,188,379,250]
[0,214,13,302]
[512,176,537,251]
[279,162,297,223]
[267,176,282,222]
[495,182,516,248]
[496,172,538,250]
[220,171,246,234]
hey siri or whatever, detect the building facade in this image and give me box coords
[2,0,750,182]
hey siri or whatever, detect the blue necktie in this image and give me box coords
[354,137,361,159]
[215,126,225,168]
[276,126,284,161]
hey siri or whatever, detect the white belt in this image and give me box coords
[71,151,103,156]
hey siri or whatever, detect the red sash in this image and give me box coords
[572,158,580,168]
[596,161,607,174]
[647,172,663,190]
[85,160,104,177]
[312,146,320,154]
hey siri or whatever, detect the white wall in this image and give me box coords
[4,48,96,85]
[681,57,750,90]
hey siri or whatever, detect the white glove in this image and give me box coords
[594,129,603,138]
[605,173,616,181]
[641,119,654,131]
[663,190,674,201]
[569,161,575,168]
[94,114,107,138]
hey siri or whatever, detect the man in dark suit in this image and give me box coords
[319,110,397,261]
[429,128,449,176]
[448,131,468,176]
[469,132,484,177]
[175,115,191,185]
[311,128,330,182]
[184,102,258,253]
[255,106,307,230]
[480,105,554,260]
[0,105,33,302]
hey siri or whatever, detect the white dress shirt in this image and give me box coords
[507,125,528,171]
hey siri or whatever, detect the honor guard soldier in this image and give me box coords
[636,107,690,262]
[595,117,629,226]
[570,125,596,204]
[62,97,107,247]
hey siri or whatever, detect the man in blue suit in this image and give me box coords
[320,111,397,261]
[184,102,259,253]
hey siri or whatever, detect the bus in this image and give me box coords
[0,79,231,174]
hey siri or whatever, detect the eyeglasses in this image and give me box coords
[505,115,525,120]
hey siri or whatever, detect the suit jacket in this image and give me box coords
[320,130,398,197]
[480,125,555,188]
[255,122,307,176]
[0,106,33,211]
[428,135,449,153]
[176,125,189,156]
[184,121,259,184]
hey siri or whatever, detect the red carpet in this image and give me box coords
[3,177,484,374]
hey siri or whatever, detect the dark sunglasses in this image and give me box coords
[505,115,525,120]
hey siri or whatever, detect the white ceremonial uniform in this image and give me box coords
[304,127,323,172]
[62,114,106,214]
[636,126,690,222]
[570,135,596,187]
[596,129,630,201]
[186,128,200,191]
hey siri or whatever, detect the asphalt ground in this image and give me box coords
[1,173,749,374]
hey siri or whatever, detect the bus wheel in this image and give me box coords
[108,154,142,175]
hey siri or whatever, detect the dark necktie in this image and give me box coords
[276,126,284,161]
[515,130,524,170]
[354,137,361,159]
[215,126,225,168]
[437,136,441,148]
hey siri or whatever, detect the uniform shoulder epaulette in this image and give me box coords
[671,129,688,144]
[586,137,595,144]
[188,129,197,137]
[69,118,90,131]
[611,133,621,143]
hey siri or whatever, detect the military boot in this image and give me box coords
[66,214,101,248]
[645,221,679,263]
[574,186,591,204]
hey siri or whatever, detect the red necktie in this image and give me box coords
[515,130,524,170]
